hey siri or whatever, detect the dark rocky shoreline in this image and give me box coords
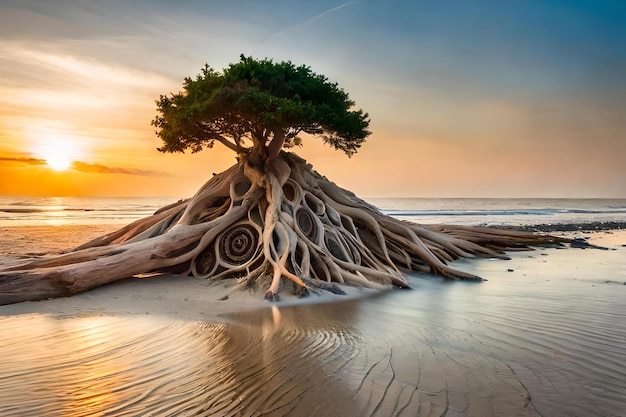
[500,221,626,233]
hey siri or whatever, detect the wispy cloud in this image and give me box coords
[309,1,359,22]
[0,43,168,89]
[257,1,359,48]
[0,156,47,165]
[71,161,168,177]
[0,155,167,176]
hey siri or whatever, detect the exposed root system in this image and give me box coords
[0,153,567,305]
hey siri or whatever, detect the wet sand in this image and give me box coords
[0,230,625,416]
[0,224,123,260]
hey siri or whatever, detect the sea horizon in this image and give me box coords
[1,195,625,228]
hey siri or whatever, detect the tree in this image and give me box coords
[0,56,567,305]
[153,55,370,167]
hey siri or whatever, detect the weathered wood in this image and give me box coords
[0,152,569,305]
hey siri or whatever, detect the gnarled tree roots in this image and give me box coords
[0,153,566,305]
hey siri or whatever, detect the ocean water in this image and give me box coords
[0,196,178,227]
[1,195,625,228]
[370,197,626,227]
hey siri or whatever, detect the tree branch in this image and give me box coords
[212,134,242,153]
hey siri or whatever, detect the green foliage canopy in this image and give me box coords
[152,55,371,162]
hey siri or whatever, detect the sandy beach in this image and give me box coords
[0,227,625,416]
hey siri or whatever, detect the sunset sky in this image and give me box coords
[1,0,624,198]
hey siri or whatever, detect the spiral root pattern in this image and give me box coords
[295,207,318,242]
[282,180,298,203]
[324,228,350,262]
[218,223,260,266]
[194,244,217,275]
[233,181,251,197]
[304,193,325,216]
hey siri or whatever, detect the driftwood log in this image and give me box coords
[0,152,566,305]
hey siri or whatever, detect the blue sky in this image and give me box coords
[0,0,624,197]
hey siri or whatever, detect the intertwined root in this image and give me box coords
[0,152,566,305]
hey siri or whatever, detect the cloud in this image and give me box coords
[0,156,167,176]
[0,43,168,89]
[0,156,47,165]
[256,1,359,48]
[308,1,359,22]
[71,161,168,177]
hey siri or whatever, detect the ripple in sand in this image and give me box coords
[1,289,625,417]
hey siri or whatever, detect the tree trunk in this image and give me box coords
[266,129,286,166]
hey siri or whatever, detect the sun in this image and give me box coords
[33,135,79,172]
[45,152,72,171]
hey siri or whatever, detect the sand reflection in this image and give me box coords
[0,303,361,417]
[0,315,232,416]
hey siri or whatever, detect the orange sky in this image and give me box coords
[1,1,624,198]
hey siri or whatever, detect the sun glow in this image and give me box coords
[45,153,72,171]
[33,135,80,172]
